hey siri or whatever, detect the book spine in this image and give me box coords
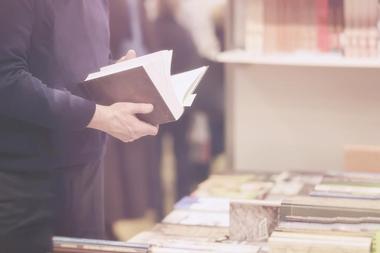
[373,232,380,253]
[233,0,247,49]
[328,0,344,53]
[276,0,286,53]
[263,0,276,54]
[283,0,293,52]
[368,0,379,58]
[377,0,380,57]
[315,184,380,194]
[245,0,264,53]
[316,0,330,52]
[54,244,147,253]
[292,0,303,52]
[351,0,361,57]
[280,204,380,222]
[53,238,149,253]
[269,232,372,253]
[298,0,311,52]
[342,0,353,57]
[308,0,318,52]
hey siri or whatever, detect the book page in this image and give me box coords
[171,66,208,105]
[86,50,173,81]
[164,50,172,76]
[183,94,197,107]
[143,59,184,121]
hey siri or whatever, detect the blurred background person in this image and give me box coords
[147,0,226,199]
[105,0,163,240]
[105,0,226,239]
[150,0,206,201]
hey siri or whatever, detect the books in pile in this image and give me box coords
[128,223,261,253]
[269,231,373,253]
[59,171,379,253]
[310,171,380,200]
[123,172,318,252]
[83,50,208,125]
[270,172,380,253]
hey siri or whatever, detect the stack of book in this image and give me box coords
[310,171,380,200]
[278,196,380,234]
[270,195,380,252]
[267,171,380,253]
[159,172,322,229]
[57,171,380,253]
[128,173,282,253]
[269,231,373,253]
[128,223,260,253]
[242,0,380,58]
[128,171,380,253]
[229,200,281,242]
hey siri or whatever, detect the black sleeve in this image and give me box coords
[0,0,96,130]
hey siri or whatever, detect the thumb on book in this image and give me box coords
[125,49,137,60]
[117,49,137,62]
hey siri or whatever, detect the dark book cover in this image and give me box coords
[84,66,174,125]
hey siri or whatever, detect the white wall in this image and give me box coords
[227,64,380,172]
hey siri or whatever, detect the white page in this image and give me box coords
[164,51,172,77]
[100,50,172,72]
[142,57,184,121]
[171,66,208,104]
[183,94,197,107]
[86,50,172,81]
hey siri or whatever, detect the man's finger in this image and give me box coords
[129,103,154,114]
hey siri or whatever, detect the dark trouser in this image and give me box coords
[53,158,105,239]
[0,158,105,253]
[0,170,54,253]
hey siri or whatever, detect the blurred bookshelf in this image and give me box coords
[217,50,380,68]
[228,0,380,61]
[222,0,380,172]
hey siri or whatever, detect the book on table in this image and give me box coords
[83,50,208,125]
[53,236,149,253]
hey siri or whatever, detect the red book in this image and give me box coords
[316,0,330,52]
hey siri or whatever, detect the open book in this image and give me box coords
[83,50,208,125]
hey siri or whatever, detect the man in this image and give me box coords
[0,0,158,252]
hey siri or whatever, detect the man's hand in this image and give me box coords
[87,103,158,142]
[87,49,158,143]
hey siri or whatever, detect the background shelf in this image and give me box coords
[217,50,380,68]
